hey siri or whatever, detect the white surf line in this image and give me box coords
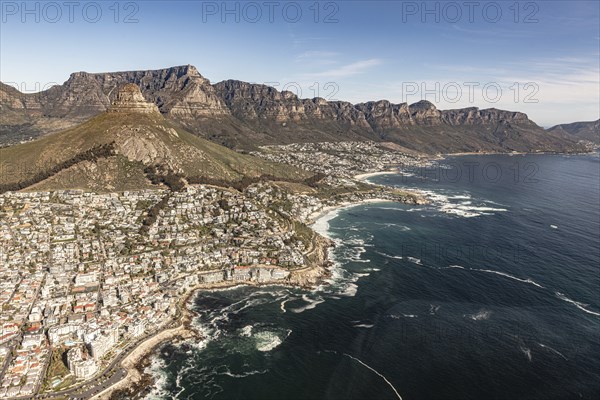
[375,251,403,260]
[343,353,403,400]
[280,298,293,313]
[470,268,544,288]
[538,343,568,361]
[444,267,600,318]
[555,292,600,317]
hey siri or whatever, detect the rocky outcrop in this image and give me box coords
[0,65,587,153]
[211,82,584,152]
[287,234,332,288]
[110,84,160,114]
[441,107,532,126]
[355,101,413,131]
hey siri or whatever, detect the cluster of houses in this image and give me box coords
[253,141,424,179]
[0,331,48,398]
[0,184,311,396]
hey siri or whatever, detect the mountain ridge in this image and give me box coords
[0,65,588,153]
[547,119,599,144]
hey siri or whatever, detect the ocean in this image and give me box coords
[144,153,600,400]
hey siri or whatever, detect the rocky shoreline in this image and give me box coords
[90,169,425,400]
[91,228,334,400]
[94,327,196,400]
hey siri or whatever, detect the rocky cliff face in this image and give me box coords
[214,82,538,131]
[110,84,160,114]
[0,65,586,153]
[211,81,577,152]
[214,79,369,126]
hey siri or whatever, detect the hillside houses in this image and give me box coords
[0,184,313,396]
[253,141,424,179]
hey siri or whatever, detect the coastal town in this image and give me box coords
[2,5,599,397]
[0,142,425,399]
[253,141,425,181]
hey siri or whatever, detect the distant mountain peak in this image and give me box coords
[181,64,200,76]
[409,100,437,110]
[110,83,160,114]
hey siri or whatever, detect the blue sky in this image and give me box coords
[1,0,599,126]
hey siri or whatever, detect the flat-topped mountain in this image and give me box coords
[0,83,308,192]
[0,65,588,153]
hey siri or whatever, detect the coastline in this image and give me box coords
[78,149,596,399]
[89,242,333,399]
[307,198,395,229]
[441,149,599,157]
[440,151,527,156]
[89,174,418,400]
[90,324,194,400]
[90,283,203,400]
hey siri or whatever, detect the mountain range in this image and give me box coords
[1,65,595,153]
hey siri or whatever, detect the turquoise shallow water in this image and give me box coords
[143,153,600,400]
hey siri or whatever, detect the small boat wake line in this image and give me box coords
[342,353,403,400]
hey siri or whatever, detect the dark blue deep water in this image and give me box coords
[147,153,600,400]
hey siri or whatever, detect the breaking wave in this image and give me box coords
[290,294,326,313]
[465,310,492,321]
[406,256,422,265]
[537,343,568,360]
[410,189,508,218]
[143,356,171,400]
[254,330,290,352]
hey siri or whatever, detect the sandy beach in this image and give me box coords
[307,198,395,227]
[353,170,399,181]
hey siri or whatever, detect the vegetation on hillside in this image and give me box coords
[140,193,171,234]
[0,142,116,194]
[0,111,312,192]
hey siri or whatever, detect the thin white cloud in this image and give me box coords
[295,51,340,66]
[296,51,340,60]
[427,63,509,76]
[304,59,383,79]
[450,24,537,38]
[339,56,599,126]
